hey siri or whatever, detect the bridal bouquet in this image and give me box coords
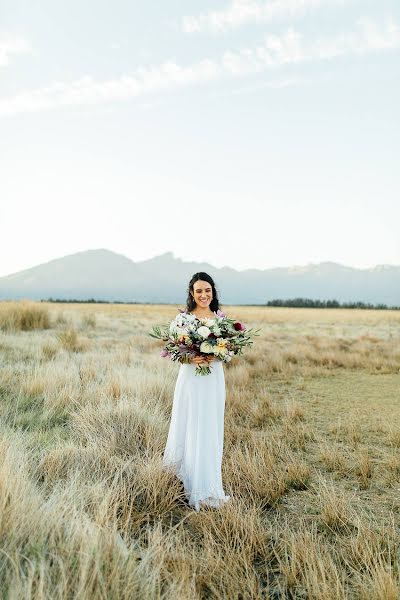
[149,309,259,375]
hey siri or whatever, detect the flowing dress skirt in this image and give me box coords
[162,360,230,511]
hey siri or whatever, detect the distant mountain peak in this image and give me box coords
[287,261,352,274]
[140,251,181,266]
[152,251,176,261]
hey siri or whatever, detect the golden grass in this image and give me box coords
[56,328,88,352]
[0,300,51,331]
[0,301,399,598]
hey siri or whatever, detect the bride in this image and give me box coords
[162,271,231,511]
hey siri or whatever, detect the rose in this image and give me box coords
[234,322,246,331]
[200,341,214,353]
[197,326,211,339]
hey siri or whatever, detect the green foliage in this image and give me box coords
[148,325,169,340]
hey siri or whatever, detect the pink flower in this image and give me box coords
[160,349,169,357]
[216,309,226,317]
[234,321,246,331]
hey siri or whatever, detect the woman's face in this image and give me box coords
[191,279,213,309]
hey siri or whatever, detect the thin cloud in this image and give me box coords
[223,77,306,95]
[204,76,306,101]
[0,32,31,67]
[182,0,347,34]
[0,18,399,116]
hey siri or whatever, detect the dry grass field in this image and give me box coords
[0,300,399,599]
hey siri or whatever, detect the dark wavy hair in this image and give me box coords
[186,272,220,313]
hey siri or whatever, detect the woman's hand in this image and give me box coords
[191,355,210,366]
[191,355,217,365]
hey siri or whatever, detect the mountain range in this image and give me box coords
[1,249,399,305]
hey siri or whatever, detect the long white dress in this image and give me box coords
[162,315,231,511]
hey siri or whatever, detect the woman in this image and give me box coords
[162,272,231,511]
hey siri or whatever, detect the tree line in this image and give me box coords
[265,298,399,310]
[41,298,140,304]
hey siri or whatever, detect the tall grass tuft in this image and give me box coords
[0,300,51,331]
[56,328,87,352]
[81,313,96,328]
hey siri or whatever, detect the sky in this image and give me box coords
[1,0,399,277]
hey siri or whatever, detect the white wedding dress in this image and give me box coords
[162,319,231,511]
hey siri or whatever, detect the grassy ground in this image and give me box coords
[0,300,399,599]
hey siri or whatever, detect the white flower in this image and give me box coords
[200,341,214,353]
[204,318,215,327]
[197,326,211,339]
[170,313,191,333]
